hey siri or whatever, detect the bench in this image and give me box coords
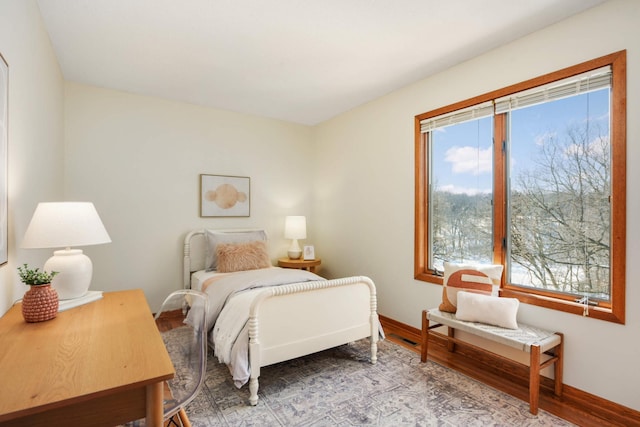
[421,308,563,415]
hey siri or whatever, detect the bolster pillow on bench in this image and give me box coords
[455,291,520,329]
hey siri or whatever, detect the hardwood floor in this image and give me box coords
[380,315,640,427]
[155,308,185,333]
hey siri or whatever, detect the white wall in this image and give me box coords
[313,0,640,411]
[64,83,315,310]
[0,0,65,315]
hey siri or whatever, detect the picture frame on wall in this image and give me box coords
[303,245,315,260]
[0,53,8,265]
[200,174,250,217]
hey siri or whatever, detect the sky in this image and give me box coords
[431,88,610,196]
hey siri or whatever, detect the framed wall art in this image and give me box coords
[0,53,7,265]
[303,245,315,260]
[200,174,250,217]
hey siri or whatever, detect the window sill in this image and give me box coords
[500,288,623,324]
[415,271,443,286]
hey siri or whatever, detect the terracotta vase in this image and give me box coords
[22,284,59,323]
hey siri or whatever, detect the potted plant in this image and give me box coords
[17,264,59,322]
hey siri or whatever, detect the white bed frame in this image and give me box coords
[183,229,379,405]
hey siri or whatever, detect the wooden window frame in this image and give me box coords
[414,51,626,323]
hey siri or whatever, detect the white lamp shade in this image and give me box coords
[22,202,111,249]
[284,216,306,240]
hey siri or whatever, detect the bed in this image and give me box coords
[182,228,380,405]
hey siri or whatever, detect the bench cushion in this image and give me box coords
[427,309,561,353]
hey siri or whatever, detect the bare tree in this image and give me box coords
[432,188,492,269]
[509,124,610,298]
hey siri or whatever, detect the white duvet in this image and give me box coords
[199,267,324,387]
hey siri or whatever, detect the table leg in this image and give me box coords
[146,382,164,427]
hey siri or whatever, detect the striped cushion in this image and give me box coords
[439,262,503,313]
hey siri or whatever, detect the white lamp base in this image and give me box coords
[288,239,302,260]
[44,248,93,300]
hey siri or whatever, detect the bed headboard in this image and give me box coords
[182,228,268,288]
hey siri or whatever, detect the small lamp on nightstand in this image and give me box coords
[22,202,111,300]
[284,215,306,260]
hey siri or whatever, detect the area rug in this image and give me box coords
[184,339,574,426]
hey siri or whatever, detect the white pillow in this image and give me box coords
[455,291,519,329]
[204,229,267,271]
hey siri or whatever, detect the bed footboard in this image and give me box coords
[247,276,378,406]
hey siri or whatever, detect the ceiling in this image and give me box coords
[36,0,607,125]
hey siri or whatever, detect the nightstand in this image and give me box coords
[278,258,321,273]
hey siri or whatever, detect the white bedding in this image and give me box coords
[196,267,325,387]
[190,268,231,291]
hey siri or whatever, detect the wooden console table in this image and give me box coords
[0,289,174,427]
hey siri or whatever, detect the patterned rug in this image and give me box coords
[184,339,574,426]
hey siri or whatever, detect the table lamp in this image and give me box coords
[284,215,306,260]
[22,202,111,300]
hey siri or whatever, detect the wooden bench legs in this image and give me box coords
[529,332,564,414]
[420,309,452,362]
[421,310,564,415]
[421,308,429,362]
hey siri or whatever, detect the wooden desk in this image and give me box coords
[0,289,174,427]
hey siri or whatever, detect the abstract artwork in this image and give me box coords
[200,174,250,217]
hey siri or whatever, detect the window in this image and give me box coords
[414,51,626,323]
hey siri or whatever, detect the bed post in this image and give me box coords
[370,287,378,365]
[248,300,261,406]
[183,229,205,289]
[183,239,192,289]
